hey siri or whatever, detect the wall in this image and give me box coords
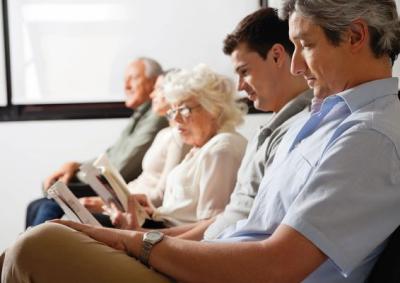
[0,113,270,251]
[0,118,125,250]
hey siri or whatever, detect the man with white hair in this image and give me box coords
[2,1,400,282]
[25,57,169,227]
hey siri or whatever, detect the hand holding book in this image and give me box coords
[132,194,155,216]
[79,153,152,227]
[79,196,105,214]
[103,194,156,229]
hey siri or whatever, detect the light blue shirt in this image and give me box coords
[213,78,400,282]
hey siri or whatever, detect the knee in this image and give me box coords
[12,223,70,255]
[26,198,48,212]
[2,223,72,280]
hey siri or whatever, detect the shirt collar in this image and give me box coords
[335,77,399,113]
[132,101,152,119]
[262,89,313,132]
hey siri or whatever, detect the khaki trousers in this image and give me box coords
[1,223,173,283]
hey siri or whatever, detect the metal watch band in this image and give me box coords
[138,231,164,267]
[138,241,153,266]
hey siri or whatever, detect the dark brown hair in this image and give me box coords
[223,7,294,59]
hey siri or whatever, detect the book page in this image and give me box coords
[47,181,101,227]
[94,155,130,211]
[80,153,150,226]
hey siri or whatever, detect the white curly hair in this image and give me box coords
[163,64,246,132]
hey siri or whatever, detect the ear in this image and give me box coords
[348,19,369,53]
[269,43,286,67]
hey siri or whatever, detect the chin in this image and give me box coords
[253,100,262,111]
[181,136,195,146]
[254,101,270,112]
[152,106,163,116]
[313,87,333,99]
[125,99,134,107]
[126,99,140,109]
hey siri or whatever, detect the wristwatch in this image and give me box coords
[138,231,164,267]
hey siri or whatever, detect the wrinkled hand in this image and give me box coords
[51,219,138,254]
[133,194,155,216]
[105,195,148,230]
[79,196,105,213]
[44,161,81,191]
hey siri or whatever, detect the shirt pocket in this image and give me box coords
[283,146,318,203]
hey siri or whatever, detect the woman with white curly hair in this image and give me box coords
[108,64,247,229]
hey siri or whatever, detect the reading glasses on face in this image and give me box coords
[166,104,201,120]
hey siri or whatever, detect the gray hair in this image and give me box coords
[138,57,163,78]
[280,0,400,63]
[163,64,245,132]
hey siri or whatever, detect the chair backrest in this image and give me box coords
[366,90,400,282]
[366,225,400,282]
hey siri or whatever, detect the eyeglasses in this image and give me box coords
[165,104,201,120]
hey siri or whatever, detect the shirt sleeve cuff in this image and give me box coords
[282,213,354,277]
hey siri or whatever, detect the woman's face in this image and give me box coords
[167,97,218,147]
[150,76,169,116]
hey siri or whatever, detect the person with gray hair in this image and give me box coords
[25,57,169,227]
[107,64,247,229]
[280,0,400,64]
[139,56,163,79]
[2,1,400,282]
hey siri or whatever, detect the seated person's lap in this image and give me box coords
[2,223,172,283]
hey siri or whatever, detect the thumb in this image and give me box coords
[60,172,73,185]
[127,196,138,214]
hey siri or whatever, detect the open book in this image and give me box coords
[79,153,150,226]
[47,181,101,226]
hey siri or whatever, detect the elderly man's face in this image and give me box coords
[231,43,282,112]
[289,12,350,99]
[124,60,154,109]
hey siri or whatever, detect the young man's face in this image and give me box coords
[231,43,282,112]
[289,12,350,99]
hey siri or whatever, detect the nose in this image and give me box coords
[237,76,245,91]
[290,48,306,76]
[125,79,132,91]
[172,111,184,123]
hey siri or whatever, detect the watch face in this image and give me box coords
[145,231,164,244]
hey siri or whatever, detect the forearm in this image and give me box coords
[124,225,326,283]
[176,218,215,241]
[147,238,274,283]
[124,231,278,283]
[157,222,201,237]
[136,221,211,243]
